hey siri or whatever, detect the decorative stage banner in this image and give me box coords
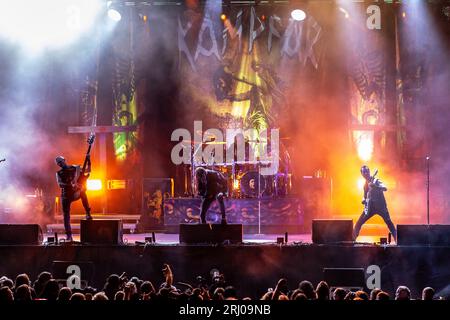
[163,197,303,227]
[177,5,323,132]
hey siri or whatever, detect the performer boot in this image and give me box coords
[85,210,93,220]
[66,234,73,241]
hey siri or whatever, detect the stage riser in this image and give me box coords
[1,245,449,299]
[164,197,305,233]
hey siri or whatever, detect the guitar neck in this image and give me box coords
[81,144,92,174]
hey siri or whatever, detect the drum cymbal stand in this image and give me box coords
[191,142,204,196]
[257,161,262,235]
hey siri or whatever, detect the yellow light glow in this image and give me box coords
[357,177,366,191]
[233,179,240,190]
[354,130,374,162]
[87,179,102,191]
[220,14,226,21]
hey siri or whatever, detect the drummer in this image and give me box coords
[226,132,255,165]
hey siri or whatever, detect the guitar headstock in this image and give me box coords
[87,134,95,145]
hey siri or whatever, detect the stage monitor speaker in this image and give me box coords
[397,224,450,246]
[324,268,365,289]
[312,219,353,244]
[0,224,43,245]
[179,224,243,244]
[80,219,123,245]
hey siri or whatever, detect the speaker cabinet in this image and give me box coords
[397,224,450,246]
[179,224,243,244]
[80,219,123,245]
[312,219,353,244]
[0,224,43,245]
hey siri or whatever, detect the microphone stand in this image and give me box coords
[426,156,430,225]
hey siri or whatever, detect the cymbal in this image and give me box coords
[172,140,227,145]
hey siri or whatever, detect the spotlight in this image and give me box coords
[339,7,350,19]
[108,8,122,22]
[220,13,227,21]
[291,9,306,21]
[87,179,102,191]
[402,12,406,19]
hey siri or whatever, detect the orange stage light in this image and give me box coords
[87,179,102,191]
[220,14,227,21]
[233,179,240,190]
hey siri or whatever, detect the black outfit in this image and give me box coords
[353,177,397,241]
[56,165,91,238]
[198,169,228,224]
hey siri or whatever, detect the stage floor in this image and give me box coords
[44,232,384,246]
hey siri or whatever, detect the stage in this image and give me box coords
[1,231,450,299]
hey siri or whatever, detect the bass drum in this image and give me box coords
[240,171,266,198]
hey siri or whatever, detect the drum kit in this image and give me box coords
[181,139,292,198]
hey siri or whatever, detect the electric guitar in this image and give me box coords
[362,169,378,216]
[75,134,95,195]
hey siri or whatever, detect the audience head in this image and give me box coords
[15,284,32,301]
[34,271,52,297]
[395,286,411,300]
[298,280,316,300]
[0,286,14,302]
[332,288,347,301]
[70,292,86,301]
[0,277,14,289]
[376,291,390,300]
[15,273,31,289]
[422,287,435,301]
[355,290,369,300]
[316,281,330,300]
[114,291,125,300]
[370,288,382,300]
[57,287,72,301]
[93,292,109,300]
[41,279,60,301]
[223,286,237,300]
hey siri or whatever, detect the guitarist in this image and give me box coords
[55,148,93,240]
[195,167,228,224]
[353,165,397,242]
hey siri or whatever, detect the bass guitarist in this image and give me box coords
[55,135,94,241]
[353,165,397,242]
